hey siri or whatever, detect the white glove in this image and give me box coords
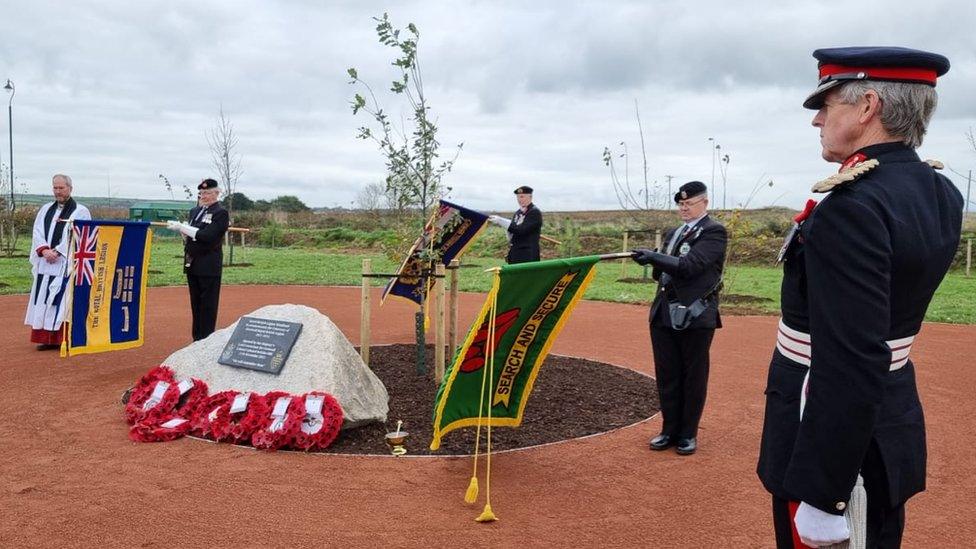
[488,215,510,229]
[794,501,849,547]
[165,219,181,231]
[177,223,199,241]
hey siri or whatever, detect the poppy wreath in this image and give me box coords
[251,391,305,451]
[189,391,239,439]
[129,415,192,443]
[124,366,178,425]
[128,383,208,444]
[210,392,270,444]
[292,391,344,451]
[171,378,210,420]
[124,366,209,427]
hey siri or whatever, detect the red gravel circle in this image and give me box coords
[1,285,973,548]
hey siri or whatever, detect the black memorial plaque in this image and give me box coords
[218,317,303,375]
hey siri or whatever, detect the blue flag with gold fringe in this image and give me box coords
[63,220,153,356]
[382,200,489,306]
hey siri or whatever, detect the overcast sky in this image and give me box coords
[1,0,975,211]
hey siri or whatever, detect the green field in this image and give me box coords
[2,237,973,323]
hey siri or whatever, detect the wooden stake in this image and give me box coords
[654,229,662,251]
[967,238,972,278]
[361,259,371,366]
[449,259,460,358]
[621,232,629,279]
[434,263,446,383]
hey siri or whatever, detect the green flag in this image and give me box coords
[430,256,600,450]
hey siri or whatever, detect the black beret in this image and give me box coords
[513,186,534,195]
[803,46,950,109]
[198,178,219,190]
[674,181,707,203]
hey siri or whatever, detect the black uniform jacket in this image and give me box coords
[650,214,728,329]
[758,142,963,514]
[184,202,230,277]
[506,203,542,263]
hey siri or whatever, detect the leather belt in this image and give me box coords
[776,318,915,371]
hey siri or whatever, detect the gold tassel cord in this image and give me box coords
[464,476,479,504]
[465,280,498,504]
[475,280,500,523]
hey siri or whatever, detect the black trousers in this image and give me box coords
[187,274,221,341]
[770,440,906,548]
[649,325,714,439]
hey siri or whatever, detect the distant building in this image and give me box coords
[129,200,195,234]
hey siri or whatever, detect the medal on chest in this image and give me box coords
[777,199,818,264]
[203,213,213,224]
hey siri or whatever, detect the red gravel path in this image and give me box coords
[1,285,973,547]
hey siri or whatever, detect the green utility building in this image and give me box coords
[128,201,194,222]
[128,201,195,234]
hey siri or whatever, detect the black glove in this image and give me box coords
[631,248,656,266]
[630,249,681,273]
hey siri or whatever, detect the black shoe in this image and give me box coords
[35,343,60,351]
[676,437,697,455]
[649,434,675,451]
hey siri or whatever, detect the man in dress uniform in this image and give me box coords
[757,47,962,548]
[631,181,727,456]
[490,186,543,264]
[167,178,229,341]
[24,174,91,349]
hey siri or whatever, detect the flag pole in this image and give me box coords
[598,252,637,261]
[484,253,633,271]
[59,219,78,358]
[477,207,563,245]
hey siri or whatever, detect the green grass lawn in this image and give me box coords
[1,238,973,323]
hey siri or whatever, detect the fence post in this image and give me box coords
[967,238,972,278]
[621,231,629,279]
[434,264,446,383]
[448,259,460,358]
[360,259,371,366]
[654,229,662,251]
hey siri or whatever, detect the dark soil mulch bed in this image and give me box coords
[323,344,658,456]
[224,263,254,268]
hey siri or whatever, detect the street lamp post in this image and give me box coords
[720,153,730,210]
[708,137,716,189]
[3,79,13,211]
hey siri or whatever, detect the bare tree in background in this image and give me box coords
[602,99,666,226]
[356,182,385,212]
[207,106,243,265]
[0,161,18,257]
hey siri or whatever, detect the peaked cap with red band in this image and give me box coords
[803,46,950,109]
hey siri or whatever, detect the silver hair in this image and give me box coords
[836,80,938,149]
[52,174,73,188]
